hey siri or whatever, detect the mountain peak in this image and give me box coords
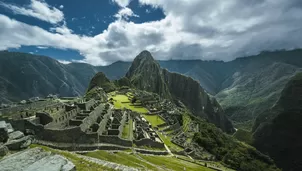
[134,50,155,63]
[126,50,159,78]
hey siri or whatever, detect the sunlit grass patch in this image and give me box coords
[142,114,165,127]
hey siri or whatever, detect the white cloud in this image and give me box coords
[114,7,139,20]
[0,0,64,24]
[37,46,48,49]
[1,0,302,66]
[58,60,71,64]
[112,0,132,7]
[59,5,64,9]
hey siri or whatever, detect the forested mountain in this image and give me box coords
[253,72,302,171]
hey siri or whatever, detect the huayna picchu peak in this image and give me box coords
[126,50,234,133]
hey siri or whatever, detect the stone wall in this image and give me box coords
[80,104,104,132]
[40,127,98,143]
[9,120,98,143]
[134,138,165,149]
[118,112,127,138]
[163,122,181,132]
[98,135,132,147]
[75,99,96,111]
[97,109,112,135]
[45,107,79,128]
[36,112,53,125]
[35,140,131,151]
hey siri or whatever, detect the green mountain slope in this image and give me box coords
[0,51,130,103]
[253,72,302,171]
[125,50,234,133]
[0,51,85,102]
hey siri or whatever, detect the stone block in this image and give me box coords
[0,147,75,171]
[0,145,9,157]
[5,135,33,150]
[6,123,14,133]
[9,131,25,140]
[0,121,8,143]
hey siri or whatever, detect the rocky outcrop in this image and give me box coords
[8,131,24,140]
[87,72,116,93]
[5,135,34,150]
[253,72,302,171]
[125,50,234,133]
[126,50,171,98]
[0,147,76,171]
[0,145,9,157]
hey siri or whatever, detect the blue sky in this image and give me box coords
[1,0,302,65]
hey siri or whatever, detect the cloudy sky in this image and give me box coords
[0,0,302,65]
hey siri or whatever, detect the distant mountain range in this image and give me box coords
[1,49,302,131]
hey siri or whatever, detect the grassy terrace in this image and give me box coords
[142,114,165,127]
[109,93,148,113]
[121,117,133,140]
[157,131,184,152]
[109,91,184,151]
[85,150,213,171]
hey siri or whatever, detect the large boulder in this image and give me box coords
[6,123,14,133]
[0,121,9,143]
[0,145,9,157]
[8,131,24,140]
[5,136,34,150]
[0,147,76,171]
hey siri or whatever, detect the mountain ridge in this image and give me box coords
[125,50,234,133]
[1,49,302,131]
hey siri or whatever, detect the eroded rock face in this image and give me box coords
[0,147,75,171]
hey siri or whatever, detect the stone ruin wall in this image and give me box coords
[80,104,104,132]
[45,107,80,128]
[134,138,165,149]
[3,101,169,150]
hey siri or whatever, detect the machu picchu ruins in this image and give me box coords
[0,50,282,171]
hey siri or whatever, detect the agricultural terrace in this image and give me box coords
[108,91,166,127]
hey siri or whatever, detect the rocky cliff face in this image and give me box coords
[126,51,171,98]
[126,50,234,133]
[253,72,302,171]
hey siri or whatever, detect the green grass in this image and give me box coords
[183,112,192,132]
[109,94,148,113]
[84,150,214,171]
[157,132,184,152]
[30,144,114,171]
[84,150,156,170]
[142,114,165,127]
[138,154,214,171]
[122,123,130,139]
